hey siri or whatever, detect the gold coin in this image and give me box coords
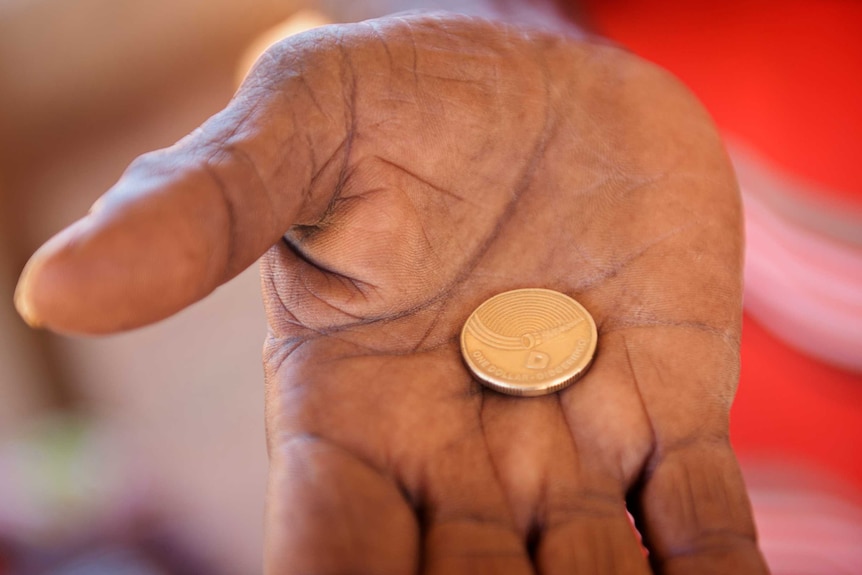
[460,288,597,397]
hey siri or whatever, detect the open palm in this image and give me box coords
[17,14,768,575]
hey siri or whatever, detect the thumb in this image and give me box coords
[14,30,350,334]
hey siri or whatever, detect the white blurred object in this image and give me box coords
[743,191,862,373]
[728,138,862,373]
[744,461,862,575]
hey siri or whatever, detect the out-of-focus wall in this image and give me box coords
[0,1,311,572]
[0,0,302,139]
[4,69,272,571]
[0,63,271,575]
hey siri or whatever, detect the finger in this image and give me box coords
[609,327,768,573]
[266,434,419,575]
[535,490,650,575]
[636,439,770,574]
[419,426,533,575]
[527,330,652,574]
[478,377,650,575]
[14,31,349,334]
[423,515,533,575]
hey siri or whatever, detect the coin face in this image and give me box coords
[460,288,597,397]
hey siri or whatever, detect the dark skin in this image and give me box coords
[16,12,769,575]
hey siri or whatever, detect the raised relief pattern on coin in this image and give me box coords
[461,289,597,396]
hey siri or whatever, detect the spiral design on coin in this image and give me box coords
[470,290,584,337]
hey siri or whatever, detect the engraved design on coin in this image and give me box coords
[460,289,598,397]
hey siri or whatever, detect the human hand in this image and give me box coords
[16,13,769,574]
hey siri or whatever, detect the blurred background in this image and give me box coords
[0,2,346,572]
[0,1,860,574]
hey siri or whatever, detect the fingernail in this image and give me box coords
[14,263,42,328]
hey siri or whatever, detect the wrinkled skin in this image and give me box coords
[17,14,769,575]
